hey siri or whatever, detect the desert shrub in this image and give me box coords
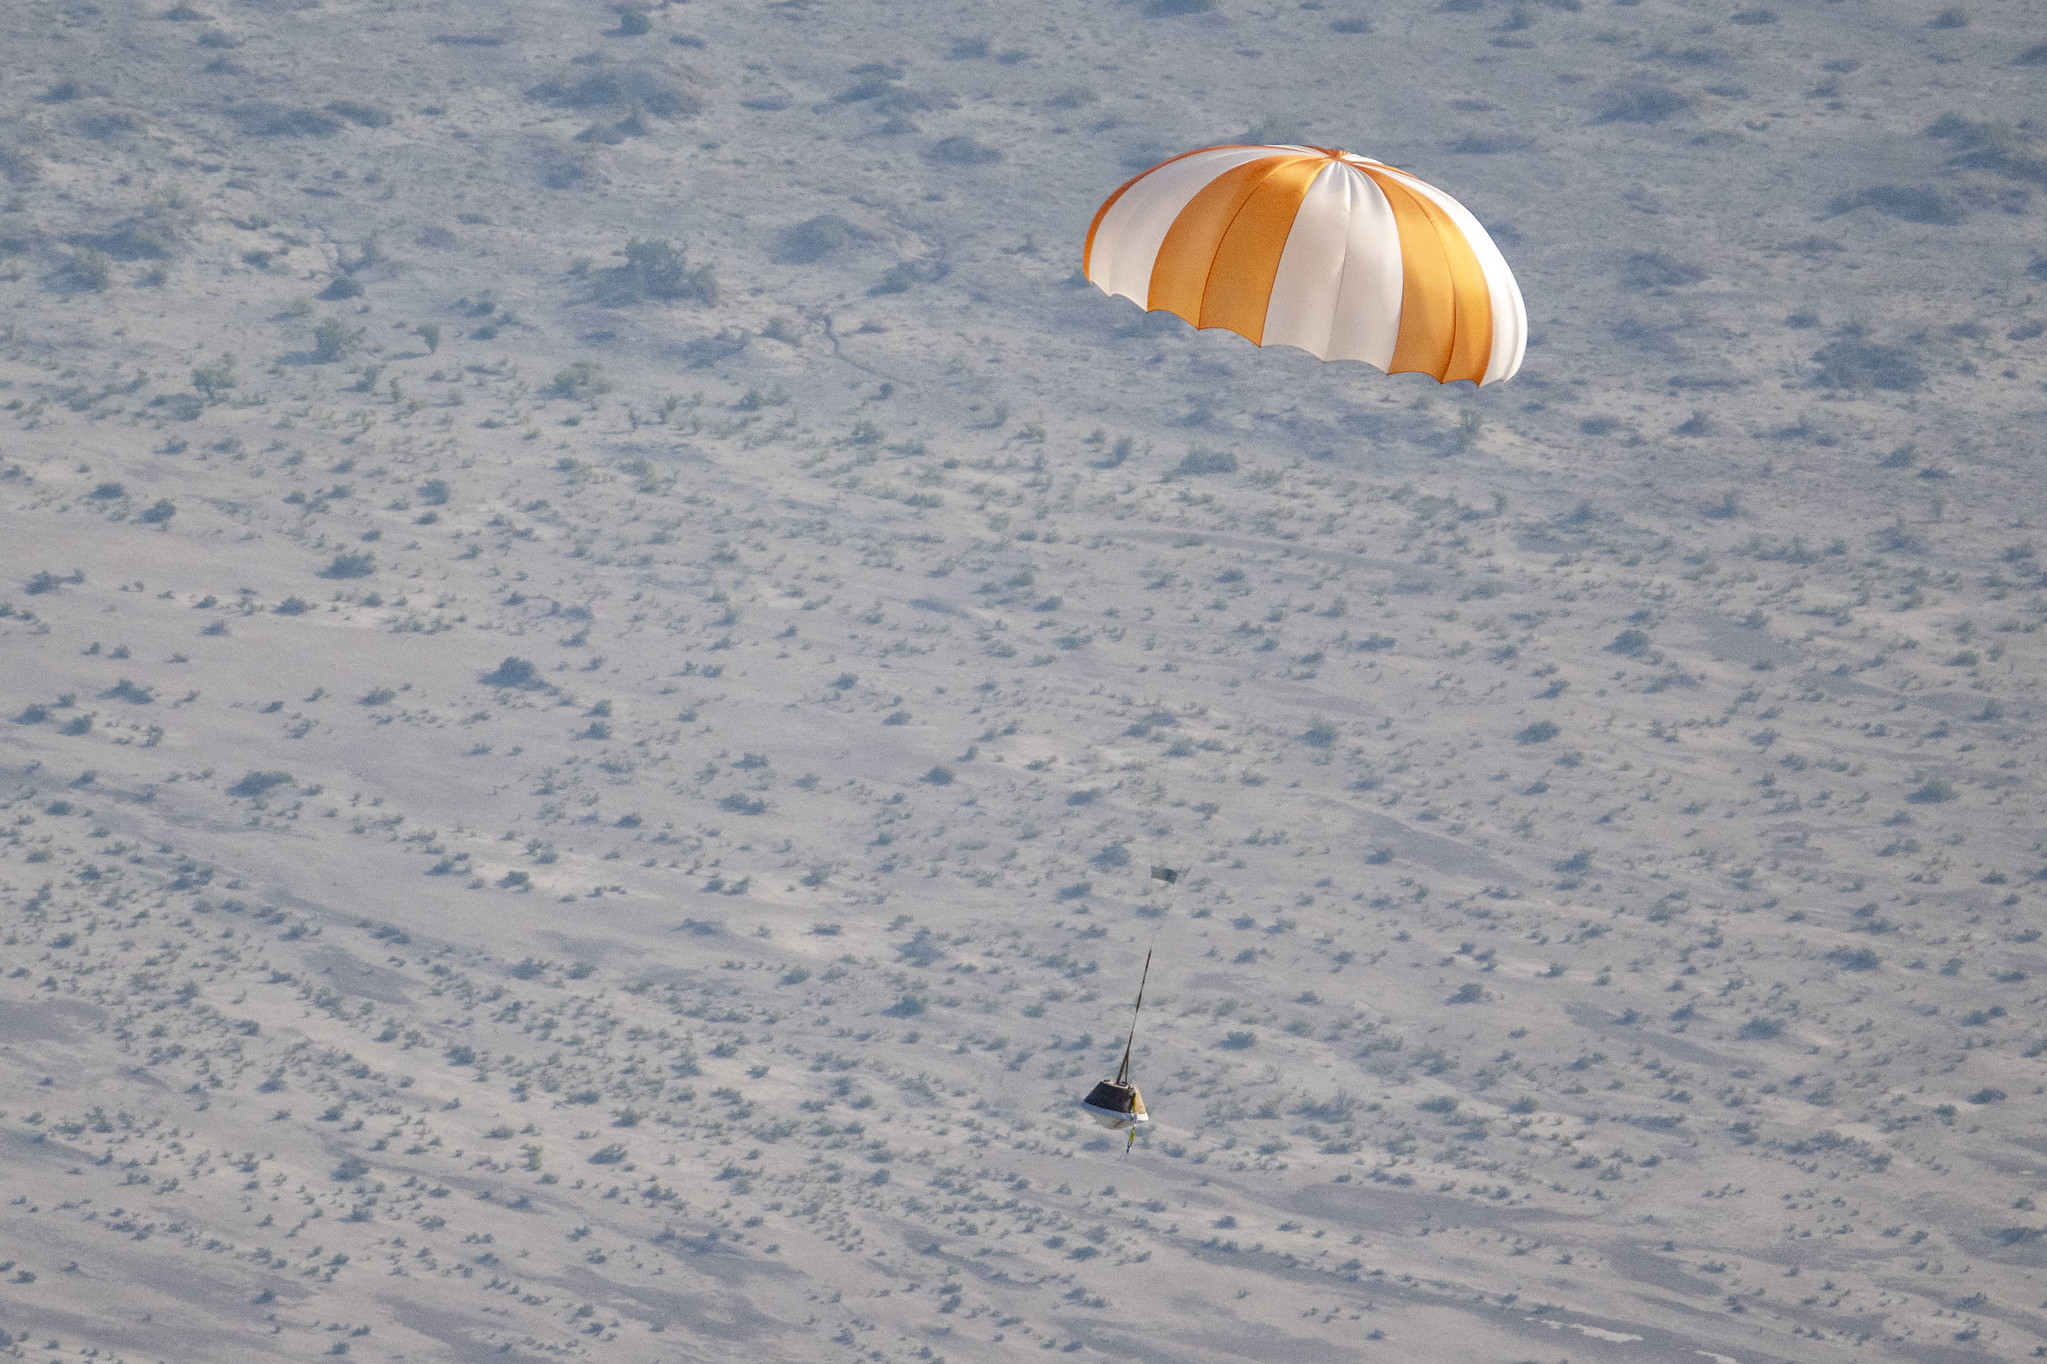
[546,151,592,188]
[1174,447,1237,476]
[776,214,866,264]
[89,482,126,500]
[2021,42,2047,66]
[1906,778,1957,804]
[1301,719,1338,748]
[332,1155,370,1181]
[312,318,361,362]
[445,1045,475,1066]
[80,112,141,140]
[1445,983,1483,1004]
[1736,1017,1782,1040]
[227,770,294,798]
[321,551,375,579]
[325,99,392,128]
[229,104,343,137]
[597,238,716,305]
[1969,1087,2007,1104]
[1595,85,1689,123]
[1827,184,1964,225]
[544,361,611,400]
[416,321,441,353]
[927,135,1001,165]
[1219,1030,1255,1049]
[1515,720,1559,744]
[871,262,922,295]
[1091,843,1131,869]
[882,994,927,1017]
[1826,947,1881,971]
[482,657,541,688]
[680,329,749,366]
[1449,132,1533,154]
[1619,251,1706,290]
[0,145,38,186]
[835,63,908,104]
[272,596,310,615]
[1295,1091,1357,1122]
[718,793,766,815]
[1811,333,1926,391]
[526,65,699,118]
[65,248,111,291]
[1091,435,1136,468]
[1146,0,1213,13]
[73,217,177,261]
[616,5,652,34]
[319,275,364,301]
[1608,628,1651,656]
[418,478,450,505]
[191,353,235,400]
[359,687,396,706]
[1332,15,1372,32]
[922,766,955,785]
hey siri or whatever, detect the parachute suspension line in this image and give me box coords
[1113,948,1152,1088]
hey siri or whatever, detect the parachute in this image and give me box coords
[1083,145,1526,386]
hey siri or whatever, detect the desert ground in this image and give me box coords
[4,0,2047,1360]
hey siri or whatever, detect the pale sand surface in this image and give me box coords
[3,2,2047,1361]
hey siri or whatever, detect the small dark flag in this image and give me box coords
[1150,865,1180,884]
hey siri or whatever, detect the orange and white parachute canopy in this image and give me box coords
[1083,145,1526,387]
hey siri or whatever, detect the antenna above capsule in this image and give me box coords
[1077,866,1182,1147]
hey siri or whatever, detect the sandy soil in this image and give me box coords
[3,1,2047,1361]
